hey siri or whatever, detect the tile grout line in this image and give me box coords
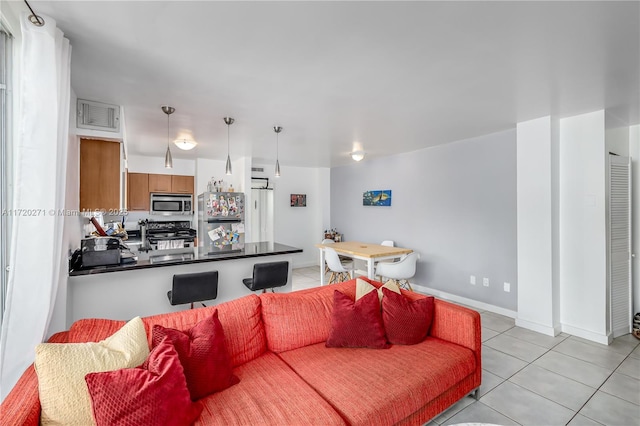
[563,350,640,425]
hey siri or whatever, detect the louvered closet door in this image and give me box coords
[608,155,632,338]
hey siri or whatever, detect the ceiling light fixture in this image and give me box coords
[174,138,197,150]
[351,150,365,161]
[224,117,234,175]
[274,126,283,177]
[162,105,175,168]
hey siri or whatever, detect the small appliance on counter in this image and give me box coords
[81,237,122,267]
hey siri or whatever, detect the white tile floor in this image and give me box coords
[290,266,640,426]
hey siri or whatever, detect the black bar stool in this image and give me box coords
[243,261,289,293]
[168,270,219,309]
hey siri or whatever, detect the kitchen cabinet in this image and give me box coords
[127,173,150,211]
[80,138,121,210]
[148,174,172,193]
[171,175,194,194]
[126,173,194,211]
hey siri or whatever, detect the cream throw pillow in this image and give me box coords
[355,278,401,303]
[35,316,149,425]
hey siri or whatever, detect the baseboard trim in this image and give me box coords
[412,284,517,319]
[560,324,611,345]
[515,318,561,337]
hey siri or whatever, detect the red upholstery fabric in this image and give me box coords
[326,290,388,349]
[279,339,476,426]
[430,298,483,384]
[142,294,266,368]
[195,352,345,426]
[152,310,239,400]
[68,318,126,342]
[85,341,203,426]
[0,279,482,426]
[260,280,356,353]
[381,287,434,345]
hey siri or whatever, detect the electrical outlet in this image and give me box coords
[504,282,511,292]
[483,278,489,287]
[470,275,476,285]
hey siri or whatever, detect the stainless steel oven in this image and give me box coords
[150,193,193,215]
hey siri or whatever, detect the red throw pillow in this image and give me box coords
[381,287,434,345]
[85,341,203,426]
[152,310,239,400]
[326,290,389,349]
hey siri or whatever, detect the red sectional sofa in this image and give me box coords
[1,278,481,425]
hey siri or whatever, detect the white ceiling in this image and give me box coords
[24,1,640,167]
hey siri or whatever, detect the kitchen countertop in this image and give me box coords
[69,241,303,276]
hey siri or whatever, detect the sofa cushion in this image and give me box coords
[278,339,476,426]
[326,290,388,349]
[381,287,434,345]
[195,352,346,426]
[85,341,203,426]
[34,317,149,426]
[260,278,374,353]
[152,310,239,400]
[142,294,266,367]
[355,278,400,302]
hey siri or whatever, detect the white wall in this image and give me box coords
[127,154,195,176]
[631,125,640,315]
[559,110,608,342]
[271,165,330,267]
[331,130,518,312]
[516,116,560,335]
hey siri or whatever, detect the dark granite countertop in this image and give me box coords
[69,242,303,276]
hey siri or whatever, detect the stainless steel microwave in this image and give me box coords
[150,193,193,215]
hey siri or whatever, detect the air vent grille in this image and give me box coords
[251,167,264,172]
[77,99,120,132]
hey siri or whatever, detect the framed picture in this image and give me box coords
[363,190,392,206]
[290,194,307,207]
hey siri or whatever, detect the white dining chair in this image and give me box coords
[380,240,394,247]
[375,252,420,291]
[324,247,353,284]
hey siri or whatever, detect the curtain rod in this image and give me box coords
[24,0,44,27]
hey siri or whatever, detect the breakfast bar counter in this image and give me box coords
[69,242,302,276]
[67,242,302,326]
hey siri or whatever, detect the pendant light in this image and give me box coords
[274,126,283,177]
[162,106,175,169]
[224,117,234,175]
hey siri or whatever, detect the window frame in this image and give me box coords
[0,21,13,325]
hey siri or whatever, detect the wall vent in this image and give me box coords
[77,99,120,132]
[251,167,264,172]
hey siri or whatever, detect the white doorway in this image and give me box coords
[251,178,274,243]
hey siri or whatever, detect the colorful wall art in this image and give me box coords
[291,194,307,207]
[363,190,392,206]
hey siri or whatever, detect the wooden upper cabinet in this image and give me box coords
[127,173,149,211]
[171,175,194,194]
[79,138,121,210]
[148,174,172,193]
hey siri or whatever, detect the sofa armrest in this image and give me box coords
[430,299,482,382]
[0,331,69,426]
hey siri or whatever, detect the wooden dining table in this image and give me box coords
[315,241,413,285]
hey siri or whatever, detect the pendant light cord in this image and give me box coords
[167,113,170,148]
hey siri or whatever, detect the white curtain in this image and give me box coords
[0,12,71,400]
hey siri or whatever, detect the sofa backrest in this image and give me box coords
[259,278,365,353]
[141,294,266,367]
